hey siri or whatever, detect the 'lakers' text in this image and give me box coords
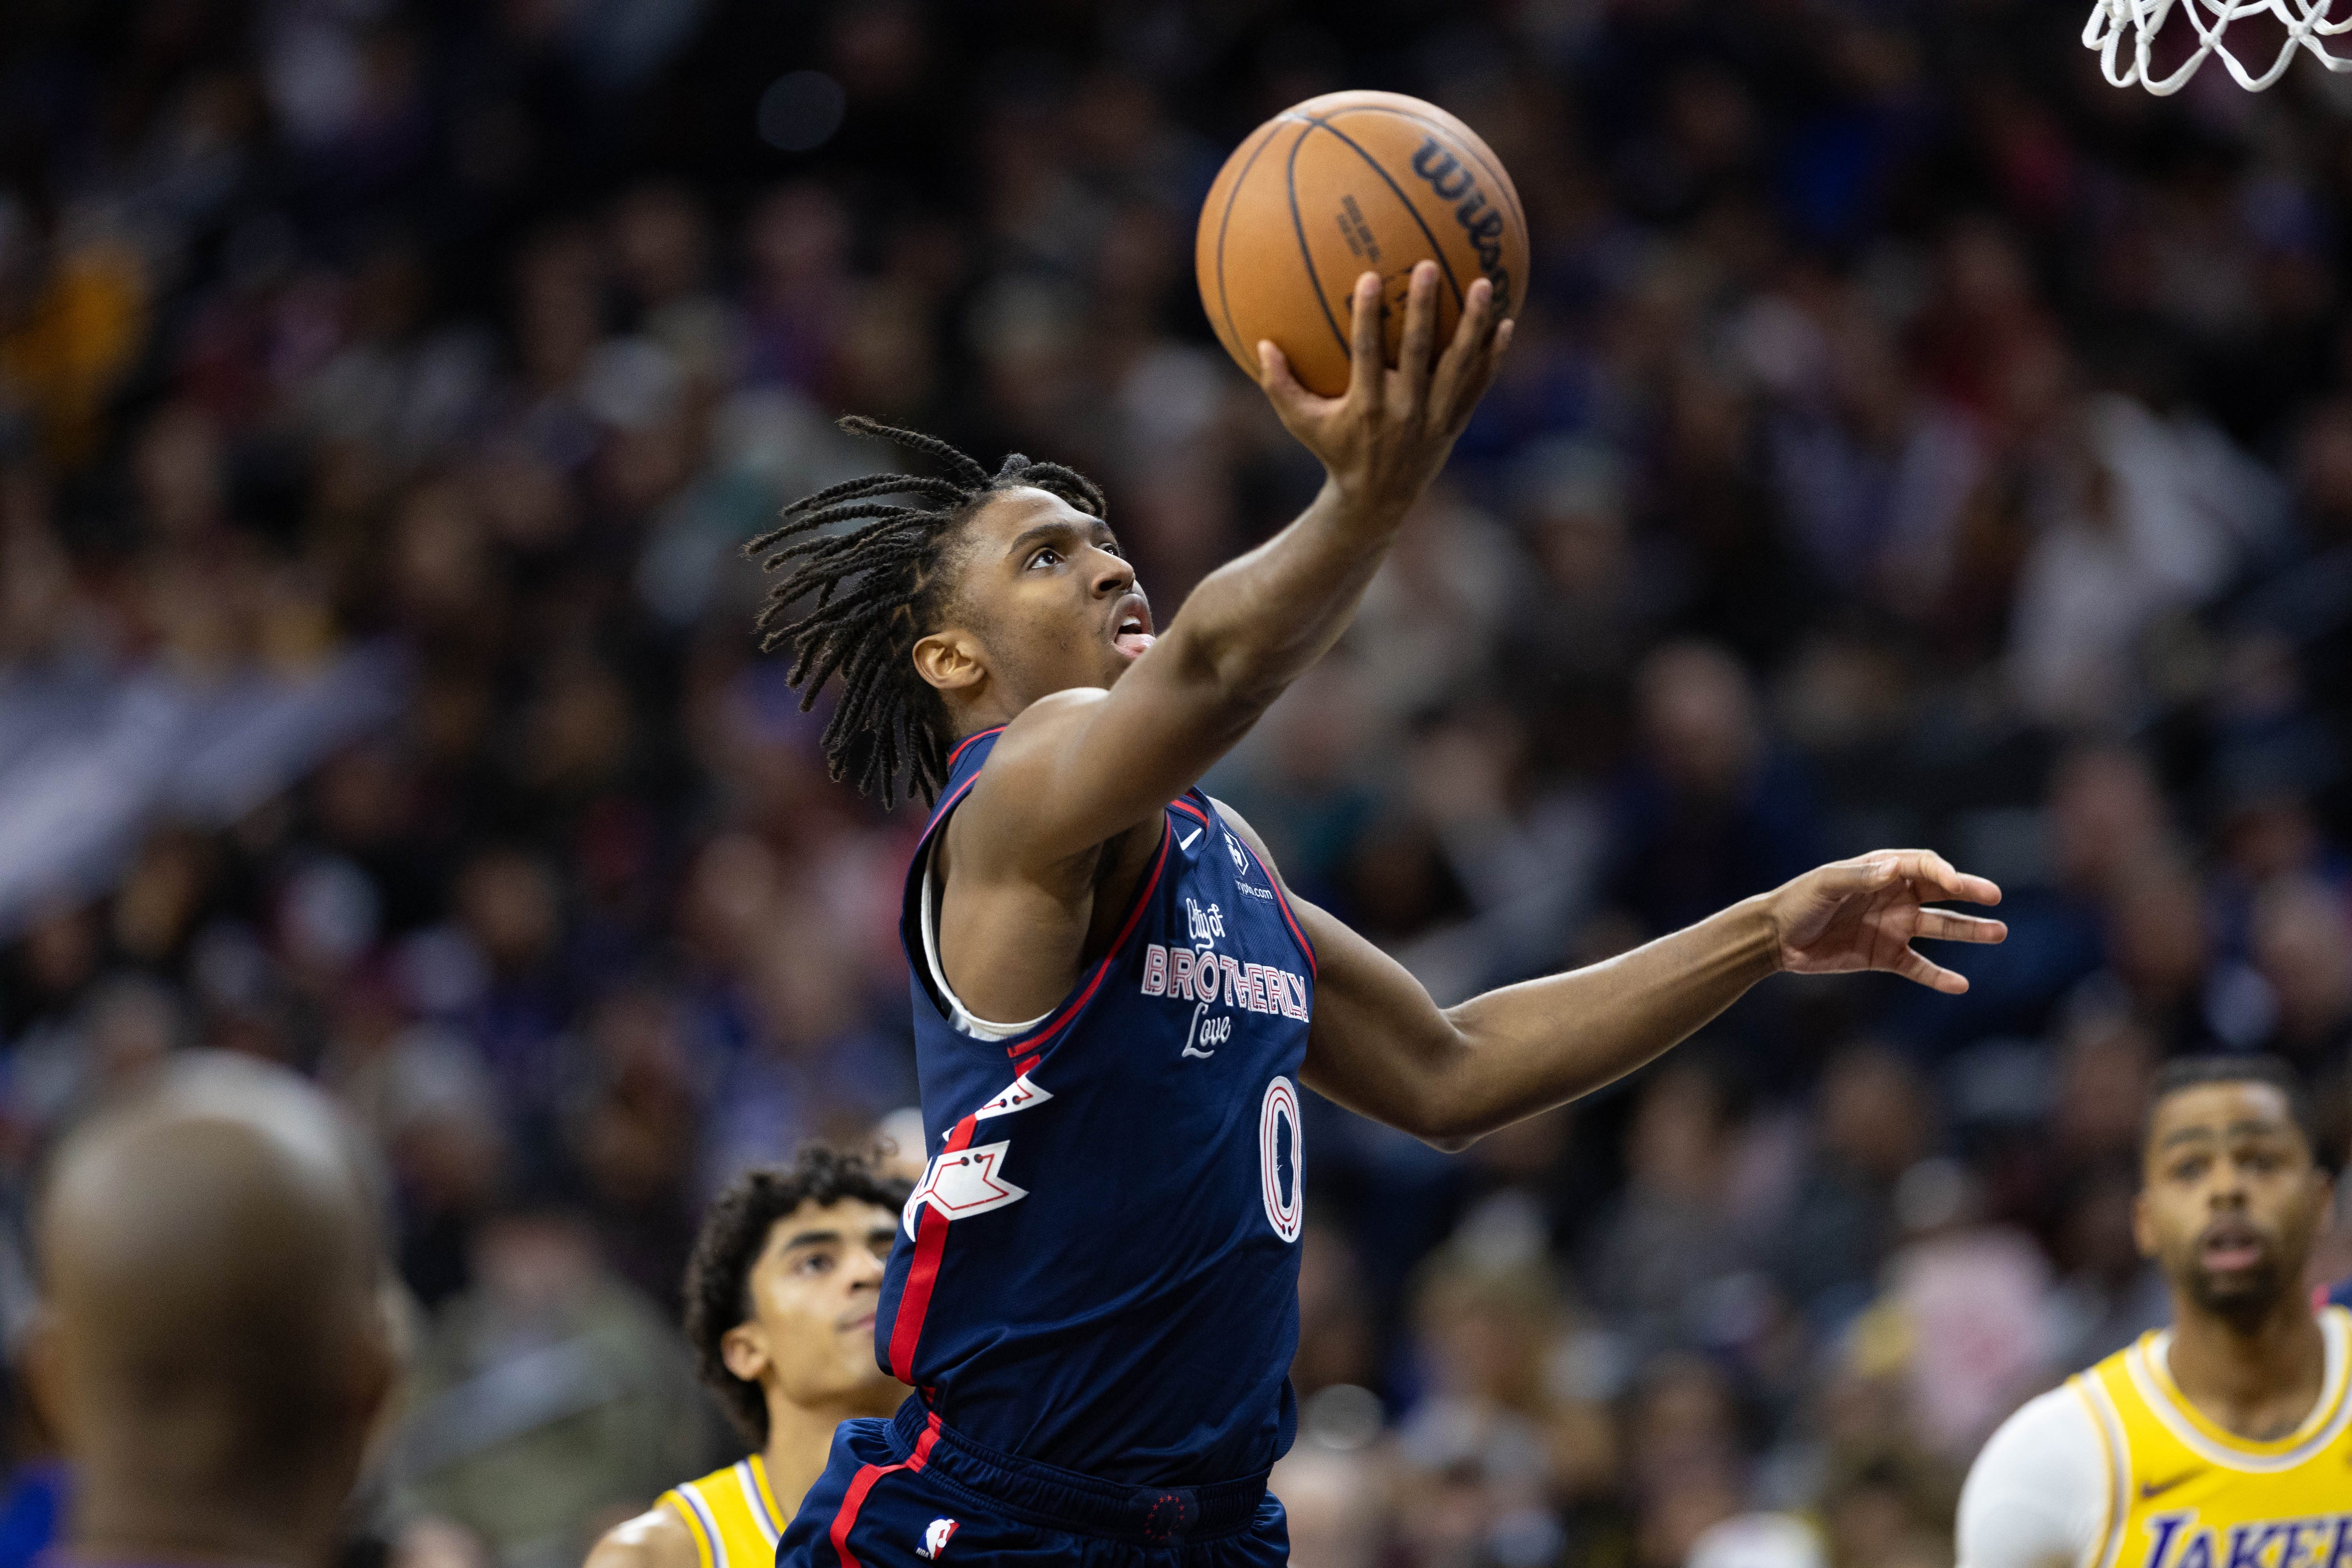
[2139,1512,2352,1568]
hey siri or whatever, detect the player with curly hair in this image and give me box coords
[584,1148,910,1568]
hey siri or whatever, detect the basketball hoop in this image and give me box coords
[2083,0,2352,93]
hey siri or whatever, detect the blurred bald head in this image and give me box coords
[32,1053,393,1566]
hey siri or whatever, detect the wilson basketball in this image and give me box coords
[1196,90,1531,397]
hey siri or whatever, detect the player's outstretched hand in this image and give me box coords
[1256,261,1511,523]
[1766,850,2006,994]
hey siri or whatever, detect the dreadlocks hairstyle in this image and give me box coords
[744,417,1108,808]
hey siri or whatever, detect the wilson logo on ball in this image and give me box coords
[1409,138,1512,312]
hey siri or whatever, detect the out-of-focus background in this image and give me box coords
[2,1,2350,1565]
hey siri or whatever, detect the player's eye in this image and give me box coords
[795,1252,834,1275]
[1027,547,1062,570]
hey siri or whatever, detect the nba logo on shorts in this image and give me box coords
[916,1519,959,1559]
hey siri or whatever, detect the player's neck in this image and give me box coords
[762,1392,875,1523]
[2165,1290,2329,1442]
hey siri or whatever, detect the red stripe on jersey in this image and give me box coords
[889,1113,978,1382]
[1106,821,1173,955]
[922,773,982,835]
[945,725,1006,772]
[1168,797,1210,824]
[1234,836,1318,976]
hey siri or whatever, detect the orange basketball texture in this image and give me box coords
[1196,91,1531,399]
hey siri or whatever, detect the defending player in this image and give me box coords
[1957,1056,2350,1568]
[752,263,2006,1566]
[584,1150,909,1568]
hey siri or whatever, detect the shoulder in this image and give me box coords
[1956,1381,2109,1568]
[973,690,1107,777]
[1207,797,1283,883]
[584,1496,704,1568]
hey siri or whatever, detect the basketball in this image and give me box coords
[1195,90,1531,397]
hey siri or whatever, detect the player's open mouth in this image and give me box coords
[2199,1221,2265,1273]
[1113,603,1155,659]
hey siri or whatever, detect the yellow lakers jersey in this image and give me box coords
[660,1455,788,1568]
[2070,1305,2352,1568]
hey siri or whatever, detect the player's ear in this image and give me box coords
[721,1321,770,1384]
[913,629,987,695]
[2131,1190,2158,1259]
[354,1280,409,1471]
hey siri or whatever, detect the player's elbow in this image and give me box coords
[1397,1080,1488,1151]
[1411,1100,1490,1152]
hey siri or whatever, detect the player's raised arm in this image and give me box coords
[958,260,1510,867]
[1220,808,2005,1146]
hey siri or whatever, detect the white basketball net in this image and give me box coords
[2083,0,2352,93]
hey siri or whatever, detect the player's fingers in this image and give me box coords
[1891,944,1970,995]
[1257,341,1329,426]
[1815,856,1905,899]
[1914,910,2007,945]
[1431,277,1495,419]
[1345,272,1384,406]
[1397,261,1441,405]
[1459,311,1511,424]
[1884,849,2002,907]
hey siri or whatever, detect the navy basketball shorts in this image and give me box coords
[777,1399,1290,1568]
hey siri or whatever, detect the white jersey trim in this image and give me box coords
[920,837,1049,1042]
[675,1481,729,1568]
[2123,1307,2351,1471]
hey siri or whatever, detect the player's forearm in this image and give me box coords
[1158,474,1410,708]
[1426,897,1781,1138]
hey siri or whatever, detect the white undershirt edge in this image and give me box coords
[920,837,1049,1042]
[1955,1311,2348,1568]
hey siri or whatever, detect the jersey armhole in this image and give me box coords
[2069,1374,2122,1568]
[911,792,1178,1064]
[1202,794,1318,975]
[660,1491,718,1568]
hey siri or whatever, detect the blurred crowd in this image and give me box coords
[4,0,2352,1566]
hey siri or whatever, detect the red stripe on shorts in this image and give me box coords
[823,1413,947,1568]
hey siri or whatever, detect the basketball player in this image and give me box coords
[1957,1056,2350,1568]
[584,1150,910,1568]
[23,1054,396,1568]
[751,263,2005,1566]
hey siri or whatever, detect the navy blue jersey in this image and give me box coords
[2329,1278,2352,1312]
[873,726,1315,1487]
